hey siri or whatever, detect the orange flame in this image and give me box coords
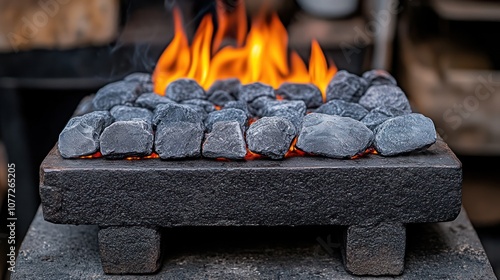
[153,8,337,99]
[79,152,102,159]
[285,137,306,158]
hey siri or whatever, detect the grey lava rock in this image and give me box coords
[93,81,141,110]
[100,120,154,159]
[246,117,297,159]
[240,82,275,102]
[110,105,153,123]
[326,70,368,103]
[208,90,235,106]
[374,113,437,156]
[359,85,412,113]
[276,83,324,108]
[264,100,307,130]
[202,121,247,160]
[207,78,242,99]
[248,96,275,117]
[135,93,174,110]
[124,72,154,93]
[165,79,206,102]
[155,122,204,159]
[181,99,216,113]
[361,106,406,131]
[58,111,113,158]
[297,113,374,159]
[124,72,152,84]
[316,100,369,121]
[204,109,247,132]
[362,69,397,86]
[223,101,250,116]
[153,103,204,127]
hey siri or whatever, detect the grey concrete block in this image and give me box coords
[98,226,161,274]
[342,223,406,276]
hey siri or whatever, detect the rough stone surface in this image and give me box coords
[362,69,397,86]
[342,223,405,276]
[246,117,296,159]
[110,105,153,123]
[155,122,204,159]
[326,70,368,103]
[153,103,204,127]
[316,100,369,121]
[181,99,216,113]
[276,83,323,108]
[361,106,406,131]
[223,101,250,116]
[98,226,161,274]
[297,114,373,159]
[123,72,154,93]
[248,96,275,117]
[202,121,247,160]
[263,100,307,130]
[359,85,412,113]
[240,82,275,102]
[207,78,242,100]
[99,121,154,159]
[93,81,141,110]
[374,114,437,156]
[204,109,247,132]
[15,207,495,279]
[135,93,174,110]
[208,90,235,106]
[58,111,113,158]
[165,79,206,102]
[41,137,461,227]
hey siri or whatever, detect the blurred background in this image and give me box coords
[0,0,499,278]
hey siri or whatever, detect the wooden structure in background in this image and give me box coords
[0,0,120,52]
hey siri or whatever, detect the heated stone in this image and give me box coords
[374,113,437,156]
[315,100,369,121]
[204,109,247,132]
[326,70,368,103]
[100,120,154,159]
[124,72,152,84]
[248,96,275,117]
[155,122,204,159]
[93,81,141,110]
[207,78,242,99]
[240,82,275,102]
[181,99,216,113]
[153,103,204,127]
[135,93,174,110]
[359,85,412,113]
[246,117,296,159]
[264,100,307,130]
[110,105,153,123]
[165,79,206,102]
[208,90,235,106]
[361,106,406,131]
[276,83,323,108]
[362,69,397,86]
[297,113,373,158]
[202,121,247,160]
[223,101,250,116]
[183,105,209,120]
[58,111,113,158]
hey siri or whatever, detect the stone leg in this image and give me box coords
[341,223,405,276]
[98,226,162,274]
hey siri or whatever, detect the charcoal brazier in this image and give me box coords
[40,138,461,276]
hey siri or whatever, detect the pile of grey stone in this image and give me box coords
[58,70,437,160]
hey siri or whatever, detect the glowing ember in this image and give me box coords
[153,8,337,99]
[126,153,160,161]
[285,137,306,158]
[351,148,379,160]
[79,152,102,159]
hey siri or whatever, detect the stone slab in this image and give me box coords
[11,207,497,279]
[40,138,461,227]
